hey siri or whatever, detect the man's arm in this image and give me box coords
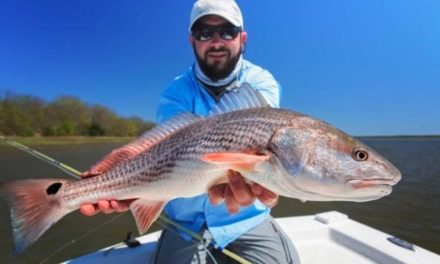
[246,65,281,108]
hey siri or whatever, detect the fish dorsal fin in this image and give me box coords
[137,112,201,143]
[209,82,270,116]
[85,113,202,175]
[127,112,201,152]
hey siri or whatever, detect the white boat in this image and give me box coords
[64,211,439,264]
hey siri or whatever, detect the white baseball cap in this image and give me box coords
[189,0,244,31]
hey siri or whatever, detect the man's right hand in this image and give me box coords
[208,170,278,214]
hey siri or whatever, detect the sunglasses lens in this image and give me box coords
[197,28,214,41]
[220,27,240,40]
[193,26,241,41]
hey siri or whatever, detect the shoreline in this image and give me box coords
[0,136,134,148]
[357,135,440,140]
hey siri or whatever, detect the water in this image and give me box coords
[0,137,439,263]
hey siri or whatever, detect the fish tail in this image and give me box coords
[0,179,72,255]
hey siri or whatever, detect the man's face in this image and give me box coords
[190,15,247,81]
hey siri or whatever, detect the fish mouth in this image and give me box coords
[347,178,398,189]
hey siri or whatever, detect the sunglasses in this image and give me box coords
[192,25,242,41]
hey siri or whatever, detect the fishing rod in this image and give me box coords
[0,136,251,264]
[0,136,81,179]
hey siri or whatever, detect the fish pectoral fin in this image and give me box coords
[129,199,166,234]
[201,152,270,171]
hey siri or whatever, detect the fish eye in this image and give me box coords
[352,149,369,161]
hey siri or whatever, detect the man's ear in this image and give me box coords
[241,31,248,45]
[188,35,195,45]
[241,32,248,53]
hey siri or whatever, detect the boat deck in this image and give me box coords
[65,211,439,264]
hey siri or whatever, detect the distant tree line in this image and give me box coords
[0,92,155,137]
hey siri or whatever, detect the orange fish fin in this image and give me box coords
[129,199,166,234]
[0,179,72,255]
[201,152,270,170]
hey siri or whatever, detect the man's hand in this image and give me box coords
[208,170,278,214]
[80,200,134,216]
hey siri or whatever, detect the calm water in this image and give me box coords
[0,137,439,263]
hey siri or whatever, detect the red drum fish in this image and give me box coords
[0,85,401,254]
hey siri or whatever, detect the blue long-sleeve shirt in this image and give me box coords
[156,59,281,248]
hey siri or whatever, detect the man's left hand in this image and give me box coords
[208,170,278,214]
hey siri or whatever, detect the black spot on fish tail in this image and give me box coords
[46,182,62,195]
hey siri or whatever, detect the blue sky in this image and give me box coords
[0,0,439,136]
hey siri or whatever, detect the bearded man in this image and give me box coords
[81,1,298,263]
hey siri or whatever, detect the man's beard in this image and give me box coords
[194,47,241,82]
